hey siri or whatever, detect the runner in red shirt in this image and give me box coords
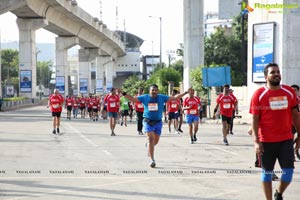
[291,84,300,160]
[249,63,300,200]
[48,89,64,134]
[79,95,86,118]
[166,89,181,134]
[72,96,79,119]
[183,88,201,144]
[65,95,73,120]
[134,88,144,135]
[213,84,236,145]
[101,88,120,136]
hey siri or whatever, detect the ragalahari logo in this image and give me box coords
[241,1,254,15]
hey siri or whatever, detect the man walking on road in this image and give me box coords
[213,84,237,145]
[121,85,189,168]
[101,88,120,136]
[48,89,64,134]
[250,63,300,200]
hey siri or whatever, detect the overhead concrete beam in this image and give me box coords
[0,0,27,15]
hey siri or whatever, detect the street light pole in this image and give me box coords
[149,16,162,69]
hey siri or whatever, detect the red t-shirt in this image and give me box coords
[249,85,297,142]
[79,97,86,107]
[104,94,120,112]
[183,96,201,115]
[216,94,235,117]
[65,98,73,107]
[167,99,180,113]
[134,94,144,112]
[72,99,79,108]
[49,94,64,112]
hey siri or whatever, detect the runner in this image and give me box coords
[213,84,236,145]
[101,88,120,136]
[183,88,201,143]
[65,95,73,120]
[167,89,181,134]
[48,89,64,134]
[134,88,144,135]
[121,85,189,168]
[249,63,300,200]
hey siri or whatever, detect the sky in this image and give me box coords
[0,0,218,60]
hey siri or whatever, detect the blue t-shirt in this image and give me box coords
[138,94,169,121]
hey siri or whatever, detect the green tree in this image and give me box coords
[37,61,53,88]
[1,49,19,95]
[121,74,146,95]
[204,15,247,85]
[1,49,19,84]
[146,68,182,94]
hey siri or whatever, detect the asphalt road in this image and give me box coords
[0,106,299,200]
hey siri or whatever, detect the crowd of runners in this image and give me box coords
[47,63,300,199]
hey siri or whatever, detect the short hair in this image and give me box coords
[149,84,158,89]
[264,63,279,76]
[223,84,230,88]
[291,84,299,91]
[110,88,115,92]
[172,89,178,94]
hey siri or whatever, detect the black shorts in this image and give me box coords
[221,115,232,124]
[67,106,72,111]
[80,106,85,111]
[122,110,129,116]
[261,139,294,171]
[93,108,98,113]
[52,112,61,117]
[168,112,179,120]
[87,107,92,113]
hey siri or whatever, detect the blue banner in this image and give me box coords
[20,70,32,92]
[202,66,231,87]
[55,76,65,94]
[80,78,88,94]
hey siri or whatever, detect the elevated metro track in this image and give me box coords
[0,0,125,59]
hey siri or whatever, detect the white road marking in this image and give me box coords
[206,144,240,156]
[65,123,113,157]
[65,123,99,147]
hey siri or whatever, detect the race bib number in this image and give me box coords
[269,96,288,110]
[190,109,197,114]
[223,103,231,109]
[53,104,60,109]
[148,103,158,111]
[110,102,116,107]
[171,104,177,108]
[93,106,97,109]
[137,104,143,108]
[74,104,77,106]
[67,103,72,106]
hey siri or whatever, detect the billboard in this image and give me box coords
[79,78,88,94]
[20,70,32,92]
[252,22,275,82]
[55,76,65,94]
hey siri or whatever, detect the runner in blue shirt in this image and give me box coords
[121,84,189,168]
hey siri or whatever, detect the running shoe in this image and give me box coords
[120,121,123,126]
[111,132,116,136]
[274,190,283,200]
[178,129,183,133]
[149,160,156,168]
[52,129,56,134]
[193,135,197,142]
[57,128,60,134]
[230,132,234,135]
[223,138,229,145]
[190,137,194,144]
